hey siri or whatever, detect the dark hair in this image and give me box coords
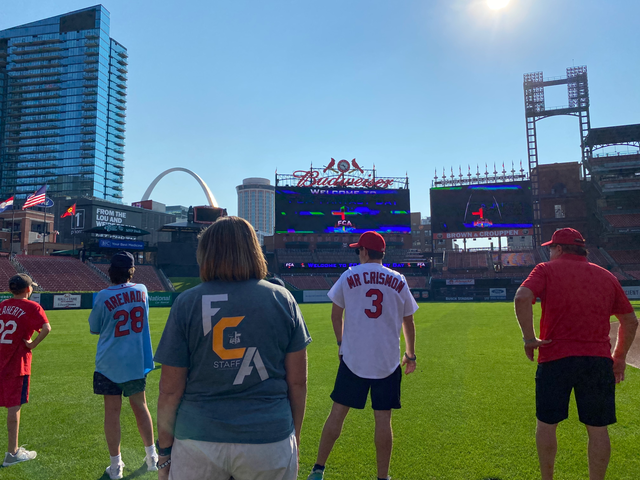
[109,266,135,285]
[9,286,28,295]
[552,244,588,257]
[367,249,385,260]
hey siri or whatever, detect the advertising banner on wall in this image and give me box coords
[490,288,507,299]
[30,293,41,304]
[446,279,475,285]
[623,285,640,300]
[148,293,174,307]
[99,239,145,250]
[53,294,82,309]
[303,290,331,303]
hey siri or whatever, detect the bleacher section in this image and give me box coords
[586,247,610,267]
[0,258,17,290]
[608,250,639,266]
[604,214,640,228]
[282,275,333,290]
[493,252,536,267]
[16,256,109,292]
[93,263,166,291]
[446,252,488,269]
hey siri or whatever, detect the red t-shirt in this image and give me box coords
[0,298,49,377]
[521,254,634,363]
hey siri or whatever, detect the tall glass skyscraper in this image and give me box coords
[237,178,275,244]
[0,5,127,202]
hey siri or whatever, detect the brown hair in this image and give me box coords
[552,244,588,257]
[109,266,135,285]
[367,249,385,260]
[197,216,268,282]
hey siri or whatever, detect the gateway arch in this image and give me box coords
[142,167,218,207]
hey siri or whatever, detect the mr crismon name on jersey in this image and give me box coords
[346,272,406,293]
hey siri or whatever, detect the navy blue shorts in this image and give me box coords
[330,359,401,410]
[536,356,616,427]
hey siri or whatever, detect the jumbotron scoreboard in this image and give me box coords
[430,181,534,239]
[275,186,411,235]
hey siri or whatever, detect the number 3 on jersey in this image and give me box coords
[365,289,383,318]
[114,306,145,337]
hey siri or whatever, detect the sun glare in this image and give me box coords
[487,0,510,10]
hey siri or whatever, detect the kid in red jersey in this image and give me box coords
[0,274,50,467]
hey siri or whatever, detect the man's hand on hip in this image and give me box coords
[613,356,626,383]
[523,338,552,361]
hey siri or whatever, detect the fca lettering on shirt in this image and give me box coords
[1,306,26,318]
[104,290,147,312]
[346,272,405,293]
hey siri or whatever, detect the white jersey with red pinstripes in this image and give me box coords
[328,262,418,379]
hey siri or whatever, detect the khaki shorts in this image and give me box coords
[169,432,297,480]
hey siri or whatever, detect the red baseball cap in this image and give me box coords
[349,231,386,252]
[541,228,586,247]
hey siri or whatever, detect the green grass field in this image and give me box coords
[1,302,639,479]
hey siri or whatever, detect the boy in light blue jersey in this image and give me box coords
[88,251,157,479]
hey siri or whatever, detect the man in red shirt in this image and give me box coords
[515,228,638,480]
[0,274,51,467]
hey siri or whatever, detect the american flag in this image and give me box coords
[22,185,47,210]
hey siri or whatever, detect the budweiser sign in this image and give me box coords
[292,159,394,188]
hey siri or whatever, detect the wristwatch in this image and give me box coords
[404,352,417,361]
[155,440,172,457]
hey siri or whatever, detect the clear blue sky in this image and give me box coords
[3,1,639,217]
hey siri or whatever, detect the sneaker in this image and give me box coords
[307,469,325,480]
[2,446,37,467]
[105,461,124,479]
[145,453,158,472]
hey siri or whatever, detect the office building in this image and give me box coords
[0,5,127,202]
[236,177,274,244]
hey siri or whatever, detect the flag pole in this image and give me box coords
[42,206,46,255]
[10,205,15,256]
[72,214,76,254]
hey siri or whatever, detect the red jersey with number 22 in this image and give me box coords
[0,298,49,377]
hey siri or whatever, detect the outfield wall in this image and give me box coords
[0,292,181,310]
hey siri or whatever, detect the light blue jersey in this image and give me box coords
[89,283,154,384]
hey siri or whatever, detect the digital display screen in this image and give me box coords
[275,187,411,234]
[430,182,533,234]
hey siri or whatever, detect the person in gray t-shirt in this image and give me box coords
[155,217,311,480]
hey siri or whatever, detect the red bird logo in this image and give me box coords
[324,158,336,173]
[351,159,364,173]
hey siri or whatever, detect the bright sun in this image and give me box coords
[487,0,510,10]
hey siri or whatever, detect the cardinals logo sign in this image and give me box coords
[292,159,394,189]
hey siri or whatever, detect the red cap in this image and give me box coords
[541,228,586,247]
[349,231,386,252]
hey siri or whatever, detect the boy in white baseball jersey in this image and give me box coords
[307,231,418,480]
[89,251,157,479]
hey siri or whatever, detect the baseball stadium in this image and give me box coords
[0,58,639,480]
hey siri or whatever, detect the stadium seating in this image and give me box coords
[93,263,166,291]
[608,250,640,266]
[405,276,427,288]
[493,252,536,267]
[626,271,640,280]
[604,214,640,228]
[281,275,332,290]
[586,247,610,267]
[16,256,109,292]
[0,258,17,291]
[446,252,488,269]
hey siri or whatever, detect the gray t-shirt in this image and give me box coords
[154,279,311,444]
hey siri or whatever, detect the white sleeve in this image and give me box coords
[401,275,419,316]
[328,272,346,308]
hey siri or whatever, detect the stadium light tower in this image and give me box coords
[523,66,590,245]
